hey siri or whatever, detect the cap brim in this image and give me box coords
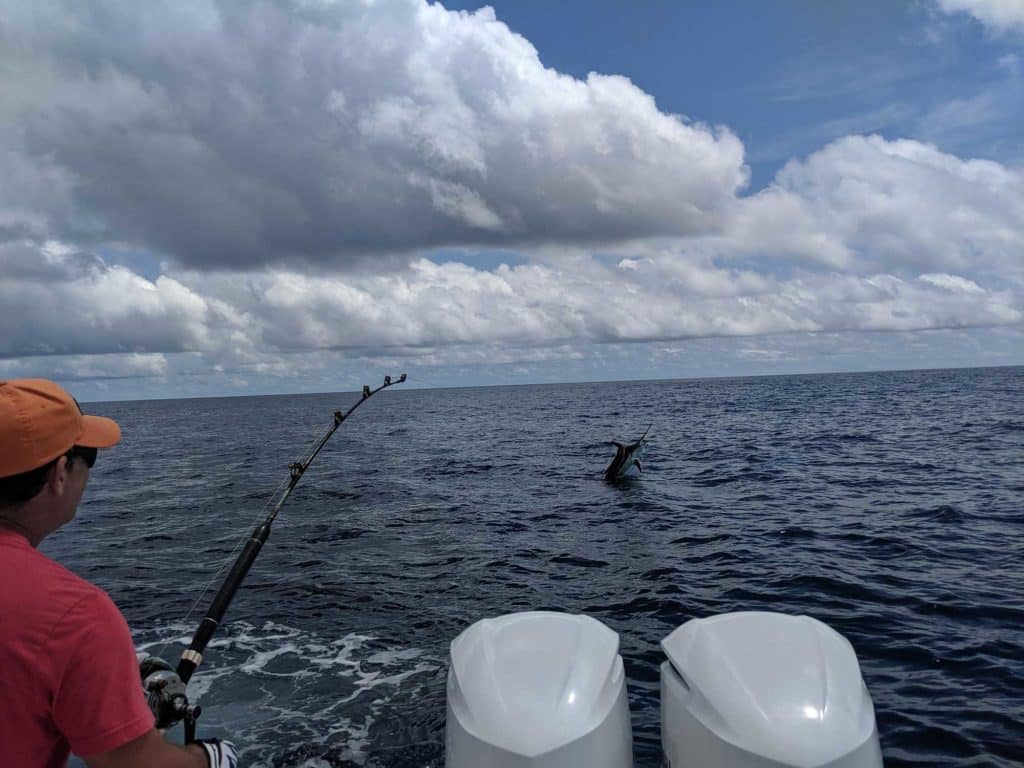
[78,414,121,448]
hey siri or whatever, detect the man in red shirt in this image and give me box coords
[0,379,238,768]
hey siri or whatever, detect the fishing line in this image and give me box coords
[399,371,450,390]
[153,472,294,663]
[154,493,419,655]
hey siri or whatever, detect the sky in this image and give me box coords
[0,0,1022,401]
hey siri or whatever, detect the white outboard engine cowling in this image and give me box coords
[661,612,883,768]
[446,611,633,767]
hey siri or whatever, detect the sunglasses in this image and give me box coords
[68,446,98,469]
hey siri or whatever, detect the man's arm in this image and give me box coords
[52,593,235,766]
[84,728,207,768]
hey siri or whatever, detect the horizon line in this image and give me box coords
[77,361,1023,405]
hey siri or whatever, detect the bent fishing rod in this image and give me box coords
[142,374,406,741]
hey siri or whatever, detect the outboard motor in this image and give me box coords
[446,611,633,767]
[661,612,883,768]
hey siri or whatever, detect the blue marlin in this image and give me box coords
[604,425,651,481]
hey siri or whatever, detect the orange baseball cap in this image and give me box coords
[0,379,121,478]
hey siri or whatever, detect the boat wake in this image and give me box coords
[132,621,444,767]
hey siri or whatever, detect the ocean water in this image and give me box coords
[48,366,1023,767]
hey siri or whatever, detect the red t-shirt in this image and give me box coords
[0,529,155,767]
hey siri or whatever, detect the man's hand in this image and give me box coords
[197,738,239,768]
[141,657,192,729]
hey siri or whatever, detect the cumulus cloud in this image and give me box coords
[3,226,1019,368]
[0,352,169,381]
[2,132,1021,369]
[726,135,1024,281]
[1,2,1021,391]
[937,0,1024,33]
[234,253,1014,343]
[0,0,745,268]
[0,240,254,358]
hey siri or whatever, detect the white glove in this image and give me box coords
[198,738,239,768]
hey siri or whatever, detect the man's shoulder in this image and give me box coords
[39,564,130,662]
[42,559,121,627]
[0,536,114,622]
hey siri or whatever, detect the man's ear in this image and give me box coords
[45,455,69,496]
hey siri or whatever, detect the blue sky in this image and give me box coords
[0,0,1021,400]
[442,0,1023,185]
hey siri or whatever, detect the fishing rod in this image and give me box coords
[142,374,407,741]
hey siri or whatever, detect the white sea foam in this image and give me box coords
[136,619,442,765]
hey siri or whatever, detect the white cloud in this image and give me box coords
[0,0,746,268]
[919,273,986,292]
[998,53,1021,73]
[3,235,1018,369]
[0,3,1021,392]
[2,130,1021,373]
[0,353,169,381]
[727,135,1024,280]
[937,0,1024,33]
[0,240,255,358]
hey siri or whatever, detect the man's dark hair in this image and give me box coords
[0,448,81,506]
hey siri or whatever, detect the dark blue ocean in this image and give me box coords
[49,366,1023,767]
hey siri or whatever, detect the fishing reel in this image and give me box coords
[140,656,202,734]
